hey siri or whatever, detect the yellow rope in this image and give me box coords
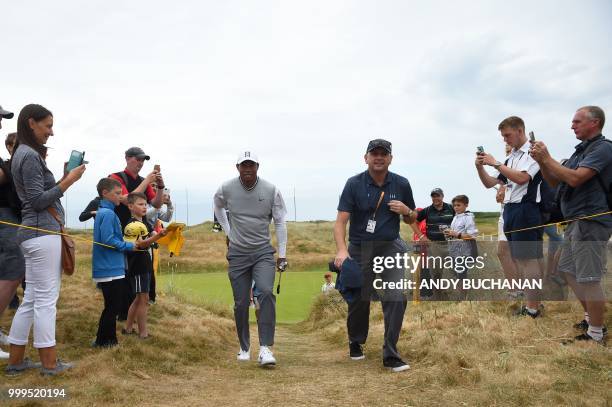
[1,219,128,250]
[500,210,611,236]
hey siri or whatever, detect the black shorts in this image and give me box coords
[503,202,543,260]
[129,273,151,294]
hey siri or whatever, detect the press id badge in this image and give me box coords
[366,191,385,234]
[366,219,376,233]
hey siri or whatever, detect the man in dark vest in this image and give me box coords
[109,147,164,320]
[110,147,164,229]
[415,188,455,299]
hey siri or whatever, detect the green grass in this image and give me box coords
[155,215,504,324]
[159,270,330,323]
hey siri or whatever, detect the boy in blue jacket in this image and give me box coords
[92,178,141,348]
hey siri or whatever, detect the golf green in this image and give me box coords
[159,270,332,323]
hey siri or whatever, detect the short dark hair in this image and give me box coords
[97,177,122,197]
[127,192,147,204]
[5,132,16,146]
[498,116,525,131]
[578,105,605,130]
[452,195,469,205]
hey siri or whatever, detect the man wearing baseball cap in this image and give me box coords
[0,105,14,125]
[415,187,455,299]
[334,139,417,372]
[213,151,288,366]
[109,147,163,229]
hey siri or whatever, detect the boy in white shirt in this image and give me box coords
[444,195,479,298]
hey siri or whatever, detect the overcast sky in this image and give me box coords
[2,0,611,226]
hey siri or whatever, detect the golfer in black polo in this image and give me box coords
[334,139,416,372]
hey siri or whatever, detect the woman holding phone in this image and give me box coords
[5,104,86,376]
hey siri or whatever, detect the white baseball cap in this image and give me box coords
[236,151,259,165]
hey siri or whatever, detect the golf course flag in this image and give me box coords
[157,222,186,256]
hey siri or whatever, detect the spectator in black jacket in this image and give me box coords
[4,133,25,313]
[79,196,101,222]
[0,109,23,359]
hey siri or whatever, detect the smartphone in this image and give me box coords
[66,150,85,172]
[529,131,536,142]
[477,146,484,154]
[154,164,160,172]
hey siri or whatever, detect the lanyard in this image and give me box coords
[371,191,385,220]
[508,150,525,171]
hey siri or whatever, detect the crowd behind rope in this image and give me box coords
[0,102,609,377]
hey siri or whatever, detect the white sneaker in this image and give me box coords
[0,332,9,346]
[237,349,250,361]
[258,346,276,366]
[0,349,9,359]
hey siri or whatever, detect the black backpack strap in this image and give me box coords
[579,138,612,209]
[496,158,510,184]
[582,138,611,192]
[116,171,129,188]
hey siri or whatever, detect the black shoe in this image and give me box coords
[515,306,541,319]
[573,320,608,336]
[573,319,589,331]
[573,333,605,345]
[383,357,410,372]
[349,342,364,360]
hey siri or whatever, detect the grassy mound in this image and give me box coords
[302,295,611,406]
[0,238,236,405]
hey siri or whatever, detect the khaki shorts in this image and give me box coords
[558,220,611,283]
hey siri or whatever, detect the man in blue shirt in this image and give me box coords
[530,106,611,344]
[334,139,417,372]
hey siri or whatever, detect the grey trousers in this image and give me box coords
[227,244,276,350]
[347,239,408,361]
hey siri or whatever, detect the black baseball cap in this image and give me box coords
[431,188,444,196]
[0,105,14,119]
[125,147,150,160]
[366,139,392,154]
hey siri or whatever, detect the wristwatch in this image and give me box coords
[493,161,502,170]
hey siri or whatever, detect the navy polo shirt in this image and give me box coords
[338,170,415,244]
